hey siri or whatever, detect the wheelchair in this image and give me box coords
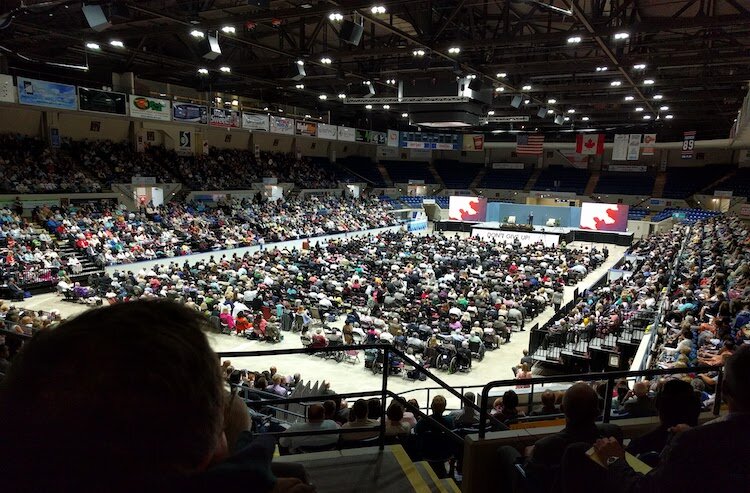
[448,346,473,374]
[468,340,486,361]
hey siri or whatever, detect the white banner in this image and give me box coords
[178,130,192,156]
[270,115,294,135]
[242,113,269,131]
[627,134,641,161]
[387,129,399,148]
[338,126,355,142]
[492,162,525,170]
[129,95,171,121]
[471,228,560,247]
[612,134,629,161]
[0,74,15,103]
[318,123,338,140]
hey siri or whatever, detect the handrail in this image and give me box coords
[478,364,723,439]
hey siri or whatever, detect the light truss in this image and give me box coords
[343,96,471,105]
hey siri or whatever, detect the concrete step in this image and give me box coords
[412,461,450,493]
[440,478,461,493]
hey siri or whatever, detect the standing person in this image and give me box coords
[528,211,534,226]
[552,288,564,312]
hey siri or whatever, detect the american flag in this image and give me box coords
[516,133,545,155]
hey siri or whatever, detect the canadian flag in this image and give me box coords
[576,134,604,155]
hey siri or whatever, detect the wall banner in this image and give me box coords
[682,131,696,159]
[317,123,338,140]
[337,126,355,142]
[209,107,241,128]
[295,121,318,137]
[18,77,77,110]
[78,87,128,115]
[173,102,208,124]
[387,129,399,148]
[242,112,270,131]
[129,95,171,121]
[0,74,14,103]
[270,115,295,135]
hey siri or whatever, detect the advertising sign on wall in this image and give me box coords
[642,134,656,156]
[337,126,355,142]
[387,129,399,148]
[0,74,14,103]
[270,116,295,135]
[178,130,193,156]
[462,134,484,151]
[295,121,318,137]
[208,107,240,128]
[17,77,78,110]
[579,202,629,232]
[173,102,208,124]
[129,95,171,121]
[242,113,270,131]
[317,123,338,140]
[78,87,127,115]
[370,131,387,145]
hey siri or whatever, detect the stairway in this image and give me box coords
[469,167,488,190]
[426,162,446,188]
[274,445,460,493]
[652,171,667,198]
[377,162,394,187]
[524,168,543,192]
[55,239,104,282]
[584,171,600,196]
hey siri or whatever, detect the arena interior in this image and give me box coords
[0,1,749,492]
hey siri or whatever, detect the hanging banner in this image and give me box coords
[317,123,338,140]
[242,113,269,131]
[295,120,318,137]
[209,107,241,128]
[18,77,77,110]
[129,95,171,121]
[173,102,208,124]
[642,134,656,156]
[178,131,193,156]
[0,74,14,103]
[337,126,355,142]
[270,115,294,135]
[682,130,696,159]
[627,134,642,161]
[78,87,127,115]
[612,134,629,161]
[387,129,399,148]
[370,131,386,145]
[462,134,484,151]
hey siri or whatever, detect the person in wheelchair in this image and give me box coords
[468,329,486,361]
[309,328,328,349]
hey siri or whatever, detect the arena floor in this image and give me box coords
[13,240,627,410]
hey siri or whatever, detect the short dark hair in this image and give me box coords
[351,398,369,419]
[541,389,556,407]
[724,344,750,412]
[0,300,223,491]
[656,379,700,427]
[503,390,519,410]
[387,402,404,422]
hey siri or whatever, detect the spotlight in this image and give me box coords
[365,104,372,109]
[85,42,100,50]
[319,94,327,100]
[665,114,674,119]
[495,87,505,92]
[610,81,622,86]
[567,36,582,44]
[320,57,332,64]
[448,47,461,54]
[522,84,532,90]
[221,26,236,34]
[635,106,644,112]
[383,104,390,109]
[328,12,343,21]
[643,79,655,85]
[197,68,209,75]
[487,110,495,115]
[614,32,629,40]
[338,93,346,99]
[219,66,231,73]
[653,94,664,100]
[567,108,575,113]
[659,105,669,111]
[401,113,408,117]
[624,95,634,101]
[295,84,305,89]
[496,72,507,78]
[109,40,124,48]
[371,5,386,14]
[633,63,646,70]
[190,29,205,38]
[412,49,425,56]
[547,98,556,104]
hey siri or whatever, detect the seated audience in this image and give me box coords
[279,403,339,454]
[530,389,561,417]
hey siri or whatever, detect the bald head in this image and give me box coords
[562,383,599,426]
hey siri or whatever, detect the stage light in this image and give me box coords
[365,104,372,109]
[197,68,209,75]
[190,30,204,38]
[643,79,655,85]
[221,26,236,34]
[610,81,622,86]
[522,84,532,90]
[85,42,100,50]
[567,36,582,44]
[329,12,343,21]
[109,40,124,48]
[219,66,231,73]
[614,32,629,40]
[548,99,556,104]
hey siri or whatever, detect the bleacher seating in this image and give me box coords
[433,160,481,189]
[710,167,750,198]
[595,172,655,196]
[337,156,387,186]
[534,166,590,194]
[381,161,435,184]
[399,195,449,208]
[627,207,649,220]
[479,168,533,190]
[662,165,733,199]
[651,207,721,223]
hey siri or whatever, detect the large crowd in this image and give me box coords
[0,134,340,193]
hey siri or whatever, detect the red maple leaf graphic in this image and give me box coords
[584,138,596,149]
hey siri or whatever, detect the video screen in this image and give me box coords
[448,196,487,222]
[579,202,629,232]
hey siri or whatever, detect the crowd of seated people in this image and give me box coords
[32,195,396,267]
[653,216,750,398]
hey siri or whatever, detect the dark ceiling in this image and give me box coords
[1,0,749,140]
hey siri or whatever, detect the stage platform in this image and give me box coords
[435,220,633,247]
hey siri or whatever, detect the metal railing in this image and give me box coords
[478,364,723,439]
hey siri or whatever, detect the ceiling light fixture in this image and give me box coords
[522,84,532,90]
[614,32,629,40]
[296,59,305,66]
[582,116,590,121]
[487,110,495,115]
[383,104,390,109]
[635,106,644,112]
[295,84,305,89]
[338,93,346,99]
[547,98,557,104]
[496,72,507,78]
[643,115,651,120]
[85,42,100,50]
[219,66,231,73]
[567,35,582,44]
[401,113,408,117]
[320,56,332,64]
[466,74,477,80]
[221,26,236,34]
[109,40,124,48]
[653,94,663,100]
[564,116,570,121]
[665,114,674,119]
[524,99,530,104]
[365,104,372,109]
[595,66,608,72]
[643,79,655,85]
[371,5,386,14]
[610,81,622,86]
[495,87,505,92]
[547,109,555,114]
[328,12,343,21]
[624,95,634,101]
[567,108,575,113]
[659,105,669,111]
[412,49,425,57]
[318,94,327,100]
[197,68,209,75]
[363,80,372,85]
[633,63,646,70]
[190,30,205,38]
[232,99,239,106]
[448,47,461,54]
